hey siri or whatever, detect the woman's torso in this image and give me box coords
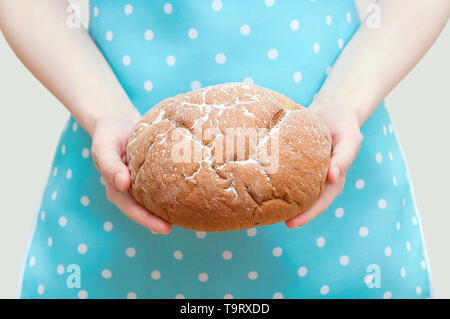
[18,0,431,299]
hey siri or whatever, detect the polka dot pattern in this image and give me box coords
[19,0,430,299]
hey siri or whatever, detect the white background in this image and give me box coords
[0,0,449,298]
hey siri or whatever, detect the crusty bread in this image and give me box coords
[127,82,331,232]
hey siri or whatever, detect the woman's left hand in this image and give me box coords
[285,99,363,229]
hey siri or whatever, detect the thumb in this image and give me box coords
[91,136,130,192]
[327,132,362,184]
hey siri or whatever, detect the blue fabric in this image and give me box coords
[19,0,431,299]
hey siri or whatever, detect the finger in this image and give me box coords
[91,136,130,192]
[327,133,362,184]
[285,179,345,229]
[105,182,172,234]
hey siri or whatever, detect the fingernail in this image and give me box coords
[333,166,340,181]
[115,172,124,189]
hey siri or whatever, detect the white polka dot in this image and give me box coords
[396,221,401,231]
[188,28,198,39]
[93,6,99,17]
[81,196,90,206]
[223,294,234,299]
[400,267,406,278]
[215,53,226,64]
[103,221,113,232]
[383,291,392,299]
[265,0,275,7]
[335,207,344,218]
[41,211,46,221]
[326,66,332,75]
[196,231,206,239]
[375,152,383,163]
[211,0,223,11]
[81,147,89,158]
[78,290,88,299]
[297,266,307,277]
[406,241,411,252]
[412,216,418,226]
[338,38,344,49]
[174,250,183,260]
[198,273,208,282]
[248,271,258,280]
[359,226,369,237]
[100,176,106,186]
[246,228,257,237]
[320,285,330,295]
[124,4,133,15]
[37,284,44,295]
[392,176,398,186]
[78,243,87,254]
[61,144,66,155]
[267,48,278,60]
[290,19,300,31]
[364,274,374,285]
[355,179,365,190]
[313,42,320,54]
[378,198,387,209]
[57,264,65,275]
[273,292,283,299]
[72,122,78,132]
[51,190,58,200]
[346,12,352,22]
[388,124,393,134]
[53,167,58,176]
[47,237,53,247]
[316,236,326,247]
[385,246,392,257]
[326,15,332,26]
[388,151,394,161]
[272,247,282,257]
[105,30,113,41]
[403,198,406,207]
[163,3,173,14]
[339,255,349,266]
[175,294,185,299]
[166,55,176,66]
[151,270,161,280]
[101,269,112,279]
[222,250,232,260]
[416,286,422,295]
[293,71,302,83]
[66,169,72,179]
[243,77,254,84]
[29,256,36,267]
[421,260,426,270]
[240,24,251,36]
[59,216,67,227]
[191,80,201,91]
[127,292,137,299]
[122,55,131,66]
[144,29,154,41]
[144,80,153,92]
[126,247,136,257]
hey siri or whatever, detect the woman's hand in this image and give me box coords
[285,99,363,229]
[91,114,172,234]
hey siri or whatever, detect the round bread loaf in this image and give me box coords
[127,82,331,232]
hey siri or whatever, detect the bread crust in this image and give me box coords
[127,83,331,232]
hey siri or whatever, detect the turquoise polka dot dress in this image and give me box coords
[18,0,432,299]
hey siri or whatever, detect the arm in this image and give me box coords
[286,0,450,228]
[0,0,171,233]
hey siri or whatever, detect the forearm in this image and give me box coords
[0,0,140,136]
[315,0,450,126]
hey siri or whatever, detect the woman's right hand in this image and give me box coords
[91,114,172,234]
